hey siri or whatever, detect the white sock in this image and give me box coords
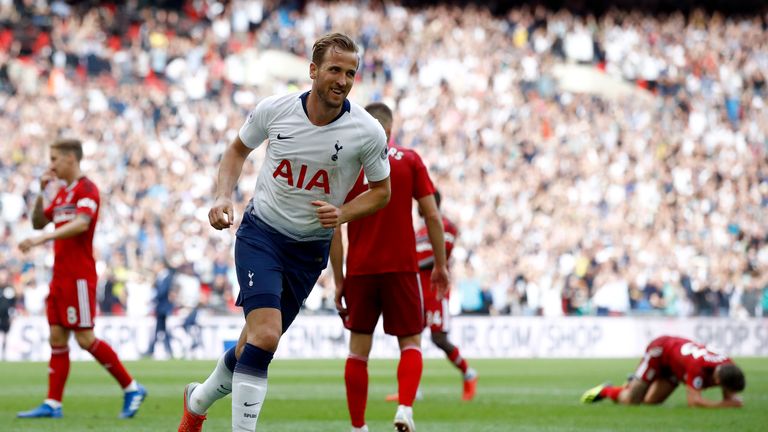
[123,380,138,393]
[231,370,268,431]
[44,399,62,409]
[189,353,234,415]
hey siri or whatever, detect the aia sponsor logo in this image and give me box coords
[272,160,330,194]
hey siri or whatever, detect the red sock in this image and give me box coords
[447,347,468,375]
[47,345,70,402]
[345,355,368,428]
[87,338,133,388]
[600,385,624,401]
[398,346,423,406]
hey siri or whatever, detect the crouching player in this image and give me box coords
[581,335,745,408]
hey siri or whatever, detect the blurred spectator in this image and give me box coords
[144,259,177,359]
[0,268,17,360]
[0,1,765,320]
[175,261,202,357]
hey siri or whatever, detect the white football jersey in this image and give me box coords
[239,91,390,241]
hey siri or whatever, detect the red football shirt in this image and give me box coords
[345,145,435,275]
[43,177,100,281]
[659,336,733,389]
[416,216,457,271]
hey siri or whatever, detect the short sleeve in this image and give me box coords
[344,171,366,204]
[410,151,435,200]
[238,98,271,149]
[686,366,704,389]
[75,183,99,219]
[359,124,390,183]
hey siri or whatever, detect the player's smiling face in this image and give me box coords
[311,47,358,109]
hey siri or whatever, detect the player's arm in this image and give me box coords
[685,386,742,408]
[19,214,90,253]
[31,169,56,229]
[209,136,254,230]
[31,194,51,229]
[330,228,347,316]
[417,193,449,298]
[313,177,390,228]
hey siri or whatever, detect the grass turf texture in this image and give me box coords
[0,358,765,431]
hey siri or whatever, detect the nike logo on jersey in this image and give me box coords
[276,133,294,140]
[244,401,261,407]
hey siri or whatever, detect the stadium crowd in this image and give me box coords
[0,1,766,321]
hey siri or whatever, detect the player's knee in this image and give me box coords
[246,329,281,352]
[621,387,647,405]
[398,334,421,350]
[431,332,453,352]
[74,332,96,349]
[617,391,639,405]
[49,327,69,346]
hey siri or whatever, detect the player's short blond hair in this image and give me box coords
[312,33,359,68]
[364,102,393,131]
[51,139,83,161]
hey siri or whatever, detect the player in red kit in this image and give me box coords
[16,139,146,419]
[581,336,745,408]
[386,190,477,403]
[332,103,449,432]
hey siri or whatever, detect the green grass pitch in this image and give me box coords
[0,358,765,431]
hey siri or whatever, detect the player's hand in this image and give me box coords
[334,281,348,318]
[209,197,234,230]
[312,201,342,228]
[19,236,45,253]
[431,264,450,300]
[40,169,56,190]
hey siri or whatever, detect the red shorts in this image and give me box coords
[633,336,677,385]
[420,270,450,333]
[343,272,423,336]
[47,277,97,329]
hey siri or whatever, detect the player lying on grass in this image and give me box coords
[581,335,745,408]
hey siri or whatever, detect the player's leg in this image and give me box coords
[231,306,280,432]
[383,273,424,432]
[427,286,477,400]
[180,328,241,432]
[230,213,330,431]
[615,378,651,404]
[643,378,677,404]
[72,276,146,418]
[583,340,663,405]
[223,216,286,431]
[74,329,147,418]
[431,330,478,400]
[347,332,374,431]
[18,291,71,419]
[342,274,382,431]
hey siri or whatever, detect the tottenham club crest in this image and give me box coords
[331,140,343,161]
[248,271,254,287]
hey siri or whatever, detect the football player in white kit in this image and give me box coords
[178,33,391,432]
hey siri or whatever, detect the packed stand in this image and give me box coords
[0,1,766,321]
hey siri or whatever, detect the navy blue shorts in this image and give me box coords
[234,212,330,333]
